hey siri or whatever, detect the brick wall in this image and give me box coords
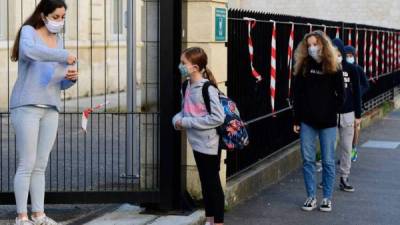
[228,0,400,29]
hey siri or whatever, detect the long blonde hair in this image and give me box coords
[293,30,340,76]
[182,47,217,86]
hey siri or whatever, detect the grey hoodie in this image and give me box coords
[172,78,225,155]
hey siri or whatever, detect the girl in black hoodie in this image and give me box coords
[293,31,345,212]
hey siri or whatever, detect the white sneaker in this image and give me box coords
[31,215,58,225]
[15,218,34,225]
[301,197,317,211]
[319,198,332,212]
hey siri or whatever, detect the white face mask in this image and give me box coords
[338,56,343,63]
[44,17,64,33]
[308,45,321,62]
[346,56,355,64]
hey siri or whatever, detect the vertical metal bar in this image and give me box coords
[111,114,114,190]
[6,0,10,192]
[8,0,13,192]
[117,0,122,190]
[117,0,121,113]
[152,114,155,189]
[64,114,66,191]
[90,0,94,191]
[145,0,148,105]
[70,114,73,191]
[125,114,128,190]
[138,114,142,189]
[56,133,59,191]
[104,0,107,191]
[76,0,80,191]
[97,113,100,191]
[127,0,137,177]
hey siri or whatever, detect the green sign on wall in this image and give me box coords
[215,8,227,42]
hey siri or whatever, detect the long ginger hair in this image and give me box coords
[293,30,340,76]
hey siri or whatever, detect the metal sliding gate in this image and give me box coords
[0,0,182,207]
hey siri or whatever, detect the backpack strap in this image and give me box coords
[202,81,219,114]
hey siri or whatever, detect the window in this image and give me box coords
[112,0,125,38]
[0,1,7,40]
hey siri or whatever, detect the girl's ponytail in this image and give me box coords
[204,67,218,87]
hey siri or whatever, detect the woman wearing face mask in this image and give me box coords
[292,31,345,212]
[172,47,225,225]
[10,0,77,224]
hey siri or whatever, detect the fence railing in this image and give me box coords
[0,0,164,204]
[226,9,400,179]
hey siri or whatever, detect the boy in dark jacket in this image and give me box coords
[332,38,362,193]
[344,45,369,162]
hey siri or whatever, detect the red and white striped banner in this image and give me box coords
[390,32,393,72]
[348,28,352,46]
[396,33,398,70]
[270,21,277,114]
[355,29,359,64]
[396,33,400,70]
[336,27,340,38]
[375,31,380,80]
[387,32,391,73]
[82,101,110,133]
[395,32,398,70]
[245,17,263,82]
[368,31,374,81]
[287,23,294,97]
[381,32,385,74]
[363,30,367,73]
[390,32,394,72]
[394,32,396,70]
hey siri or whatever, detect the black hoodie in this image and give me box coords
[293,57,345,129]
[332,38,362,119]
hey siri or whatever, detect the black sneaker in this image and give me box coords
[319,198,332,212]
[301,197,317,211]
[318,182,323,189]
[340,177,355,192]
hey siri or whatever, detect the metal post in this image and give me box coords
[159,0,182,210]
[126,0,138,179]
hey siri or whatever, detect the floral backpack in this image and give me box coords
[182,80,249,150]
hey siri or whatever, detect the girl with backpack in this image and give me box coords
[10,0,77,224]
[292,31,345,212]
[172,47,226,225]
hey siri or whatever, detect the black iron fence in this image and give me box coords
[0,0,183,208]
[226,9,400,178]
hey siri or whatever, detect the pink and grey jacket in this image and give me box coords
[172,78,225,155]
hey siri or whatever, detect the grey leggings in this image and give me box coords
[11,106,59,213]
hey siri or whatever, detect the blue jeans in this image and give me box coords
[300,123,336,199]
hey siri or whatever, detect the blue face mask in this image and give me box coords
[178,63,189,78]
[308,45,322,62]
[346,56,355,64]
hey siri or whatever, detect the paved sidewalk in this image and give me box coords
[225,110,400,225]
[0,204,204,225]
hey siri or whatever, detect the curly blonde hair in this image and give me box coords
[293,30,341,76]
